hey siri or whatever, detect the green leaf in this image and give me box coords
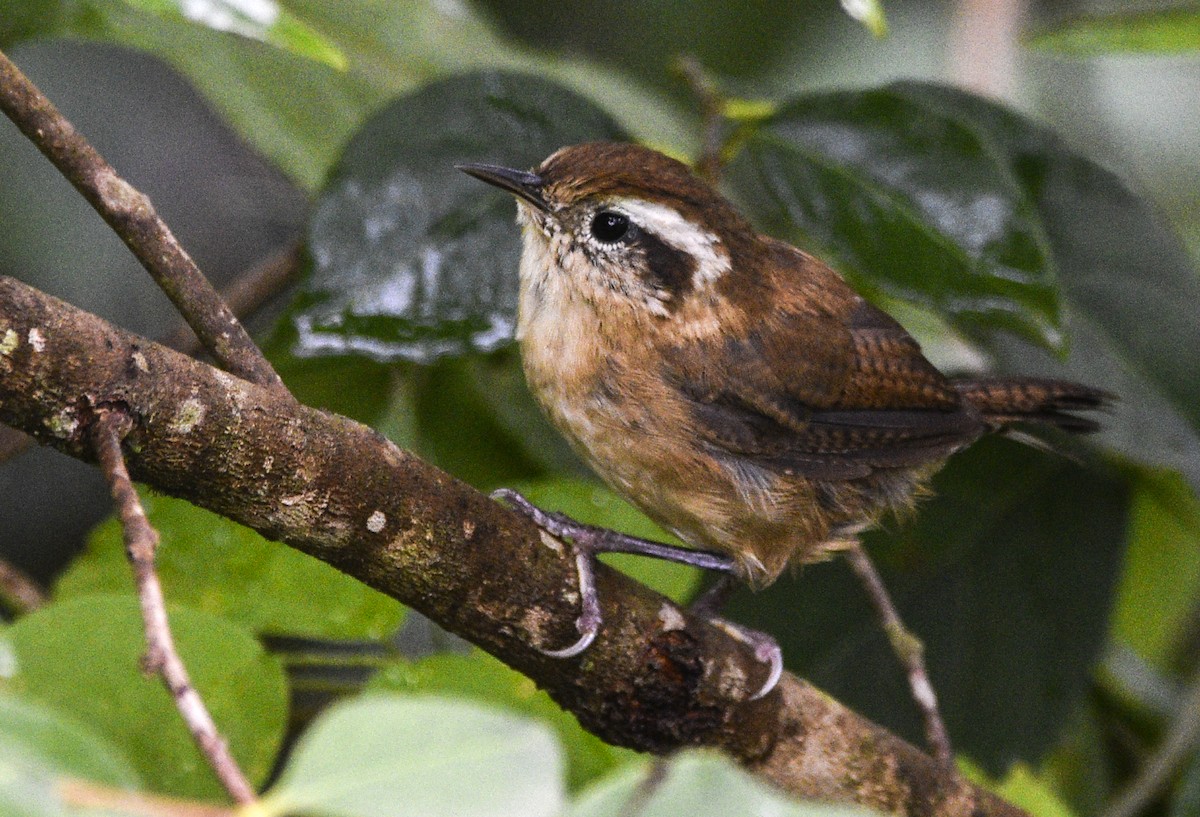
[891,82,1200,490]
[264,694,564,817]
[401,356,565,488]
[0,596,288,800]
[1028,8,1200,56]
[1112,469,1200,666]
[291,70,628,364]
[507,479,703,603]
[55,492,404,640]
[368,650,637,791]
[118,0,347,69]
[727,439,1130,772]
[1042,696,1131,815]
[959,758,1077,817]
[570,750,877,817]
[0,693,143,817]
[725,83,1062,349]
[1171,747,1200,817]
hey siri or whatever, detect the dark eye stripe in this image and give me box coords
[634,230,696,303]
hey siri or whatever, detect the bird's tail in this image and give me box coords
[954,377,1114,434]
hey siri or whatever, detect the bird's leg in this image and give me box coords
[492,488,780,697]
[843,542,953,767]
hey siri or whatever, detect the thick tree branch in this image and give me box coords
[0,276,1025,817]
[0,47,287,395]
[0,240,303,466]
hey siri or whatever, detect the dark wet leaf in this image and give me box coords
[727,438,1129,772]
[891,82,1200,490]
[291,70,627,363]
[725,84,1062,348]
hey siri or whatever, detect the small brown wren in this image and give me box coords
[459,142,1110,693]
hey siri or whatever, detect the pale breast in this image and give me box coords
[513,224,837,587]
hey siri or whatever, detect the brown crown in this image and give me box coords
[536,143,755,242]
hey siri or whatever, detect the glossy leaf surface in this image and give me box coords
[292,70,627,362]
[889,83,1200,489]
[725,84,1061,347]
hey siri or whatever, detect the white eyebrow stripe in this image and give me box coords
[611,198,731,286]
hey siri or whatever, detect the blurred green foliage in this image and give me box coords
[1,1,1199,816]
[1027,7,1200,56]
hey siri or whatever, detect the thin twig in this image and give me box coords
[845,541,953,767]
[0,46,288,396]
[0,555,47,614]
[674,56,727,184]
[92,411,257,806]
[0,240,302,467]
[58,777,235,817]
[163,240,303,355]
[1101,668,1200,817]
[619,758,673,817]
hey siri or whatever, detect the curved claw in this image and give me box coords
[748,640,784,700]
[711,617,783,701]
[535,526,604,660]
[540,624,598,659]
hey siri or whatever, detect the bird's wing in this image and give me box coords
[669,251,983,480]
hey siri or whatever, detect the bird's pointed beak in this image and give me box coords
[456,162,549,212]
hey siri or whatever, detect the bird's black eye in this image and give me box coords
[590,210,630,243]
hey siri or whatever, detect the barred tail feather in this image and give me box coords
[953,377,1114,434]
